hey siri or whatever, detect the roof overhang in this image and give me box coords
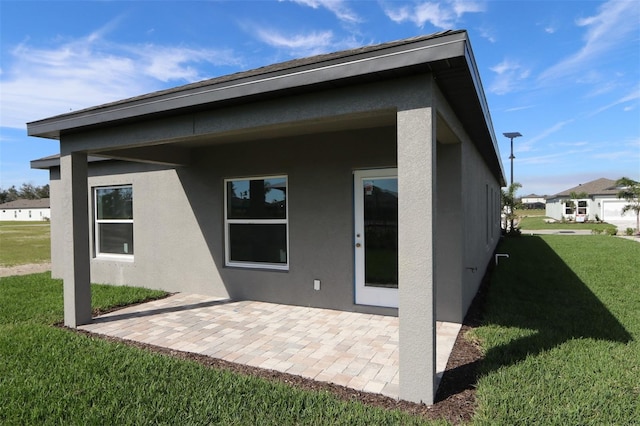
[27,30,505,184]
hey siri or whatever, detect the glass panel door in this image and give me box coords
[354,169,398,308]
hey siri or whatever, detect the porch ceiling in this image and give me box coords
[88,109,397,167]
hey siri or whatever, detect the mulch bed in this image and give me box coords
[71,266,491,425]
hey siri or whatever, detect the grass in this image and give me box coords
[0,221,51,266]
[3,233,639,424]
[514,208,545,216]
[472,235,640,424]
[0,273,435,425]
[518,215,617,231]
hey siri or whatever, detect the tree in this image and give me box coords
[616,177,640,232]
[501,182,522,234]
[566,190,589,220]
[0,183,49,203]
[0,186,20,204]
[36,184,50,199]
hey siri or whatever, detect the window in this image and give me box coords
[564,202,574,215]
[577,200,587,215]
[94,185,133,256]
[225,176,288,269]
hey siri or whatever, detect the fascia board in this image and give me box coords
[27,34,468,139]
[463,41,506,185]
[30,155,108,170]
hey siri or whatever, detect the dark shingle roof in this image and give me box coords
[552,178,619,197]
[30,31,459,125]
[27,30,505,184]
[0,198,50,209]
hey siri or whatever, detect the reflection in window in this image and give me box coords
[577,200,588,215]
[225,176,288,269]
[363,178,398,288]
[95,186,133,256]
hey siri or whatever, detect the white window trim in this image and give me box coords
[224,175,289,271]
[94,185,134,260]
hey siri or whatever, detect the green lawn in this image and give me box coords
[472,235,640,424]
[515,208,545,217]
[2,236,638,424]
[0,221,51,266]
[0,274,434,425]
[518,215,617,231]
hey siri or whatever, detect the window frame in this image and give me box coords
[224,175,289,270]
[577,200,588,215]
[564,202,574,215]
[94,184,134,260]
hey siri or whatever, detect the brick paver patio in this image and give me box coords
[79,293,461,399]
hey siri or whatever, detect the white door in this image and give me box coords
[354,169,398,308]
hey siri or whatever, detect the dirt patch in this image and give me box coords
[0,263,51,278]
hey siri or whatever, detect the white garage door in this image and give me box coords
[601,199,636,229]
[602,200,627,221]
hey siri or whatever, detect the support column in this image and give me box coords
[60,152,92,327]
[397,105,437,404]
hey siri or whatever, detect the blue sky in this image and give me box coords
[1,0,638,196]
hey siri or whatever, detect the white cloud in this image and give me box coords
[538,0,639,83]
[257,28,333,51]
[518,120,574,152]
[383,0,484,29]
[252,27,359,57]
[450,0,485,17]
[488,59,531,95]
[286,0,361,23]
[589,88,640,116]
[518,148,591,165]
[591,150,637,161]
[0,25,242,129]
[478,26,496,43]
[505,105,535,112]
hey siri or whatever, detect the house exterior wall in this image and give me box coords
[546,198,564,220]
[460,126,501,316]
[433,88,501,324]
[49,167,63,279]
[0,207,50,221]
[546,196,635,228]
[33,33,505,405]
[49,127,399,316]
[48,90,501,322]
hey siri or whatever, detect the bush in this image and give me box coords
[591,229,603,235]
[605,227,618,236]
[625,228,634,236]
[502,228,522,237]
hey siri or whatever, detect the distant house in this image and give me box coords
[0,198,50,221]
[520,194,546,209]
[28,30,505,404]
[545,178,632,227]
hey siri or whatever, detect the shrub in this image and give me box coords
[591,229,603,235]
[605,227,618,236]
[625,228,634,236]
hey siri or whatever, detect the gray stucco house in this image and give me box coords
[29,30,504,404]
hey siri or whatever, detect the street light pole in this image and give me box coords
[503,132,522,186]
[502,132,522,232]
